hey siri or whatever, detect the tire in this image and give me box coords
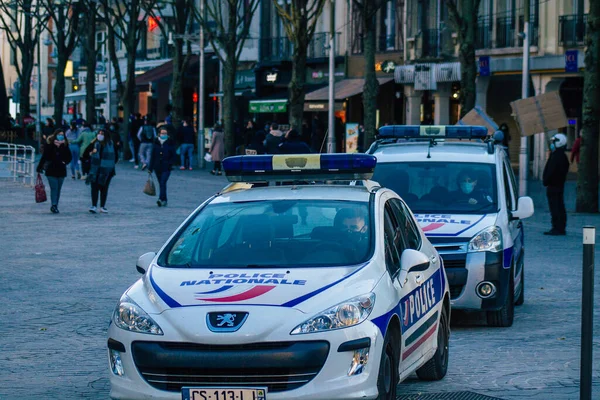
[515,265,524,306]
[416,305,449,381]
[376,328,399,400]
[487,269,515,327]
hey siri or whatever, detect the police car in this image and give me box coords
[368,125,534,327]
[107,154,450,400]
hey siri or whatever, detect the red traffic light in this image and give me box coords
[192,92,198,103]
[212,96,217,101]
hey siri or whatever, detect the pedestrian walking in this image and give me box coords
[83,129,117,214]
[149,127,177,207]
[265,123,284,154]
[40,118,55,153]
[209,124,225,175]
[278,129,312,154]
[70,123,96,180]
[137,118,156,171]
[36,129,72,214]
[128,113,142,167]
[65,122,82,180]
[177,119,195,170]
[570,131,581,165]
[107,122,121,160]
[543,133,570,236]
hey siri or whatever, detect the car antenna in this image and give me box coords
[427,138,437,158]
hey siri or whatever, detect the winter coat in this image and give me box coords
[265,130,284,154]
[210,129,225,162]
[83,140,117,186]
[37,140,72,178]
[71,128,97,158]
[278,139,312,154]
[178,125,196,145]
[543,148,570,190]
[150,138,177,174]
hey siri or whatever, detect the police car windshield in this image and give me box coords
[373,162,498,214]
[160,200,374,268]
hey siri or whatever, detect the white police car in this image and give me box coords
[107,154,450,400]
[368,125,534,327]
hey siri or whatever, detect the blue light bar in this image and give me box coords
[378,125,488,140]
[222,154,377,182]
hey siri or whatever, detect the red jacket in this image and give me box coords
[570,137,581,164]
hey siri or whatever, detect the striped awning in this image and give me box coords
[394,62,461,86]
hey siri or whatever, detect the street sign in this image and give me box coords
[78,74,108,86]
[479,56,491,77]
[95,62,106,74]
[565,50,578,73]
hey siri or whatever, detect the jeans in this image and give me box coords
[547,187,566,232]
[69,144,80,176]
[91,175,113,207]
[129,139,140,163]
[155,170,171,202]
[180,143,194,168]
[46,176,64,206]
[139,142,153,166]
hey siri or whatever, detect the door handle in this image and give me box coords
[415,274,423,285]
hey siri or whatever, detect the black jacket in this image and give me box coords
[278,139,312,154]
[37,141,72,177]
[177,125,196,144]
[543,148,569,189]
[150,138,177,174]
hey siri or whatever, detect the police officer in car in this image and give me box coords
[454,169,493,206]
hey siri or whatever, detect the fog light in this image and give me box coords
[109,349,124,376]
[348,348,369,376]
[476,281,496,298]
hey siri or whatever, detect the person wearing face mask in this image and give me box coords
[83,129,117,213]
[542,133,569,235]
[36,130,72,213]
[454,169,493,206]
[149,127,177,207]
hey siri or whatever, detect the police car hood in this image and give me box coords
[414,213,497,238]
[139,263,378,314]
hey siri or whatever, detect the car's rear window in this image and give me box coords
[159,200,374,268]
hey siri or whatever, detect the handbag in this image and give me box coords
[35,173,47,203]
[204,153,212,162]
[143,173,156,196]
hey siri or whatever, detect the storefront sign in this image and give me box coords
[345,123,360,153]
[249,100,287,113]
[235,70,256,89]
[478,56,490,77]
[306,65,345,84]
[262,70,291,86]
[565,50,578,73]
[303,102,344,112]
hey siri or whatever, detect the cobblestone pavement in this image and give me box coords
[0,164,599,400]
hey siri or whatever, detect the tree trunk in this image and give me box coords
[122,51,137,146]
[289,40,308,132]
[19,60,33,123]
[222,53,237,156]
[171,42,184,128]
[0,55,9,129]
[458,1,477,118]
[53,54,68,126]
[576,1,600,213]
[85,8,97,124]
[362,11,379,148]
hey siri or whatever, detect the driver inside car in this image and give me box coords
[334,207,369,243]
[454,169,494,206]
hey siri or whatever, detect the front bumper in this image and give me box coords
[107,321,383,400]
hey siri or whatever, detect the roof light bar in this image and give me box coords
[378,125,488,140]
[222,154,377,183]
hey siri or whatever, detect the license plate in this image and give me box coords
[182,387,267,400]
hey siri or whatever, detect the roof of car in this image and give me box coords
[210,184,373,205]
[371,141,499,164]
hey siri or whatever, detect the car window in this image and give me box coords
[390,198,421,250]
[159,200,374,268]
[373,161,498,214]
[384,205,401,276]
[503,159,517,211]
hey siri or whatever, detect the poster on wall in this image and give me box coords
[345,123,359,154]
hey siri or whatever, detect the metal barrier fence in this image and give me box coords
[0,142,36,186]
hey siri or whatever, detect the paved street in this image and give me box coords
[1,163,599,399]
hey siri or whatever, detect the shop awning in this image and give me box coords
[249,98,287,113]
[135,58,191,86]
[304,78,394,102]
[64,81,117,101]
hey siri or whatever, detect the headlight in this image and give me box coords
[291,293,375,334]
[468,226,502,253]
[112,295,164,335]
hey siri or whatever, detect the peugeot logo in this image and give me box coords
[206,312,249,332]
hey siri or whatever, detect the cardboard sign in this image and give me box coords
[510,92,568,137]
[457,106,498,135]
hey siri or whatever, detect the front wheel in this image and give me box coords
[376,328,399,400]
[515,266,525,306]
[416,305,450,381]
[487,270,515,327]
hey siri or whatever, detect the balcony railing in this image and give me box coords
[518,14,539,47]
[559,14,588,47]
[496,16,516,48]
[476,18,492,49]
[351,34,403,54]
[135,40,173,61]
[260,33,340,62]
[416,29,439,58]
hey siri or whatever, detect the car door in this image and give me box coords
[502,158,523,295]
[390,198,442,361]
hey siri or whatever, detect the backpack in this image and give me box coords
[142,125,154,141]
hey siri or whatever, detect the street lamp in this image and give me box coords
[327,0,336,153]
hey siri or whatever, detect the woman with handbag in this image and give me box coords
[36,130,72,214]
[149,127,177,207]
[83,128,117,214]
[209,124,225,175]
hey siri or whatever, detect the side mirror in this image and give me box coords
[398,249,431,286]
[511,196,534,220]
[136,252,156,274]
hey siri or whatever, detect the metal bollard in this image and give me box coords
[580,226,595,400]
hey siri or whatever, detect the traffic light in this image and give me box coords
[192,92,198,103]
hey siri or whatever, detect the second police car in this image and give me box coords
[107,154,450,400]
[369,125,534,327]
